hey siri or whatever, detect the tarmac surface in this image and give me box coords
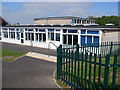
[2,42,60,89]
[2,42,57,56]
[2,56,59,88]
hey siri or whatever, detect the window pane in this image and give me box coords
[63,29,67,33]
[43,34,46,42]
[81,36,85,45]
[51,33,54,41]
[81,30,86,34]
[87,36,92,44]
[48,29,54,32]
[63,35,67,44]
[56,33,60,41]
[35,33,38,41]
[68,35,72,45]
[28,29,33,31]
[68,30,77,33]
[39,33,42,41]
[16,32,20,40]
[87,30,99,34]
[21,33,24,38]
[39,29,45,32]
[93,36,99,43]
[31,33,34,41]
[73,35,78,45]
[25,33,28,40]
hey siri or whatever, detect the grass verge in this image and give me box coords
[54,69,69,89]
[0,48,27,61]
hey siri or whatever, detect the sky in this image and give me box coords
[1,2,119,24]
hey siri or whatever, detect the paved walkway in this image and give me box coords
[3,56,59,88]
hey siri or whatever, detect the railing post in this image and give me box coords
[57,45,62,80]
[110,42,113,55]
[104,54,110,89]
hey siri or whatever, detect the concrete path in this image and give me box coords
[2,56,59,88]
[2,42,57,56]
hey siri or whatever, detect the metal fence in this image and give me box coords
[57,42,120,89]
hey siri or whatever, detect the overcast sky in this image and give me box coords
[1,2,118,24]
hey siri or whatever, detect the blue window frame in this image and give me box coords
[68,30,77,33]
[87,30,99,34]
[81,30,86,34]
[81,36,86,45]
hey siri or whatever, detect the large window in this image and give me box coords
[63,35,78,45]
[9,32,15,39]
[35,33,46,42]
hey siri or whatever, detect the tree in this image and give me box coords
[0,16,8,26]
[88,16,119,26]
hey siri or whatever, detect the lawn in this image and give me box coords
[59,55,120,88]
[0,48,27,61]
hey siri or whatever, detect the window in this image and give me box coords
[43,34,46,42]
[3,31,8,38]
[35,33,38,41]
[63,35,67,44]
[25,33,28,40]
[71,18,75,24]
[93,36,99,43]
[81,30,86,34]
[87,30,99,34]
[48,29,54,41]
[68,35,72,45]
[63,29,67,33]
[56,29,60,31]
[28,29,33,31]
[73,35,78,45]
[21,33,24,38]
[81,36,86,45]
[16,32,20,40]
[39,29,45,32]
[56,33,60,41]
[87,36,92,44]
[68,30,77,33]
[48,29,54,32]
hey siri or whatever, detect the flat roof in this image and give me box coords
[1,25,120,30]
[34,16,95,21]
